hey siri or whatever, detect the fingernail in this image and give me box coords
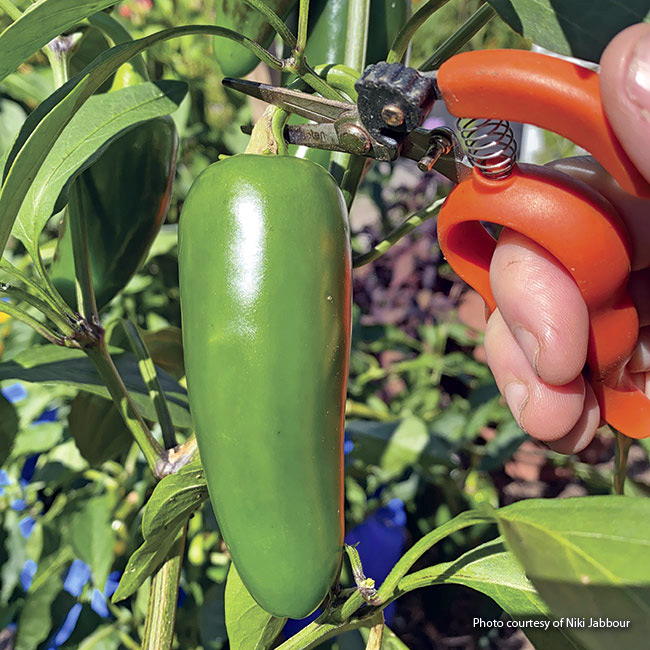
[627,34,650,113]
[504,382,528,427]
[513,326,540,375]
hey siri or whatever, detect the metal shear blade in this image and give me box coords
[223,77,472,184]
[222,78,352,123]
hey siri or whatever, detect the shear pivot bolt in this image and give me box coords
[381,104,405,127]
[339,124,371,155]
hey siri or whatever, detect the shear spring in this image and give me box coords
[457,118,517,179]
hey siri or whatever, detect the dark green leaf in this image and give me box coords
[110,325,184,380]
[200,583,228,650]
[225,564,286,650]
[478,419,526,472]
[496,496,650,650]
[487,0,650,62]
[345,417,454,475]
[68,393,133,466]
[0,344,191,429]
[112,459,207,602]
[0,24,248,258]
[0,392,19,463]
[12,80,187,256]
[0,0,119,82]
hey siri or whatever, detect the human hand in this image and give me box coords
[485,24,650,453]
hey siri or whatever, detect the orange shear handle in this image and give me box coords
[437,50,650,200]
[437,164,650,439]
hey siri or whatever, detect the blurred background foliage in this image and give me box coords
[0,2,649,649]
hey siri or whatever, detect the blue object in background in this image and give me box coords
[63,560,92,598]
[91,588,110,618]
[20,455,39,485]
[48,602,82,649]
[284,498,407,638]
[19,516,35,538]
[36,407,59,423]
[2,382,27,403]
[104,571,121,600]
[20,559,37,592]
[0,469,10,496]
[10,499,26,511]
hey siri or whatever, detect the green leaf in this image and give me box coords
[345,417,454,475]
[10,421,63,458]
[496,496,650,650]
[225,564,286,650]
[0,392,18,463]
[0,98,26,158]
[0,24,253,258]
[1,510,29,604]
[76,625,121,650]
[401,538,583,650]
[14,574,61,650]
[112,459,207,602]
[0,344,191,429]
[12,80,187,256]
[0,0,120,82]
[487,0,650,62]
[68,493,115,589]
[68,393,132,466]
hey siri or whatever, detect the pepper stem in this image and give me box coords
[244,105,289,155]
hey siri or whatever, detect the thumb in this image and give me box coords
[600,23,650,184]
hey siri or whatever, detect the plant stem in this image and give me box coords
[420,3,497,71]
[330,0,369,199]
[245,0,297,47]
[246,105,289,155]
[86,339,165,476]
[0,283,74,335]
[1,258,75,322]
[613,430,632,495]
[295,0,310,62]
[32,251,80,323]
[344,0,370,72]
[386,0,452,64]
[0,300,65,345]
[365,616,384,650]
[141,526,187,650]
[353,198,445,267]
[373,510,492,604]
[0,0,21,20]
[44,35,79,88]
[122,319,176,449]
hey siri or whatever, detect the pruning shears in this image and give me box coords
[224,49,650,439]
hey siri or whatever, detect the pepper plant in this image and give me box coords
[0,1,649,649]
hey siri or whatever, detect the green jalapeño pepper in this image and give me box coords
[179,154,351,618]
[214,0,297,77]
[50,63,178,311]
[305,0,410,69]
